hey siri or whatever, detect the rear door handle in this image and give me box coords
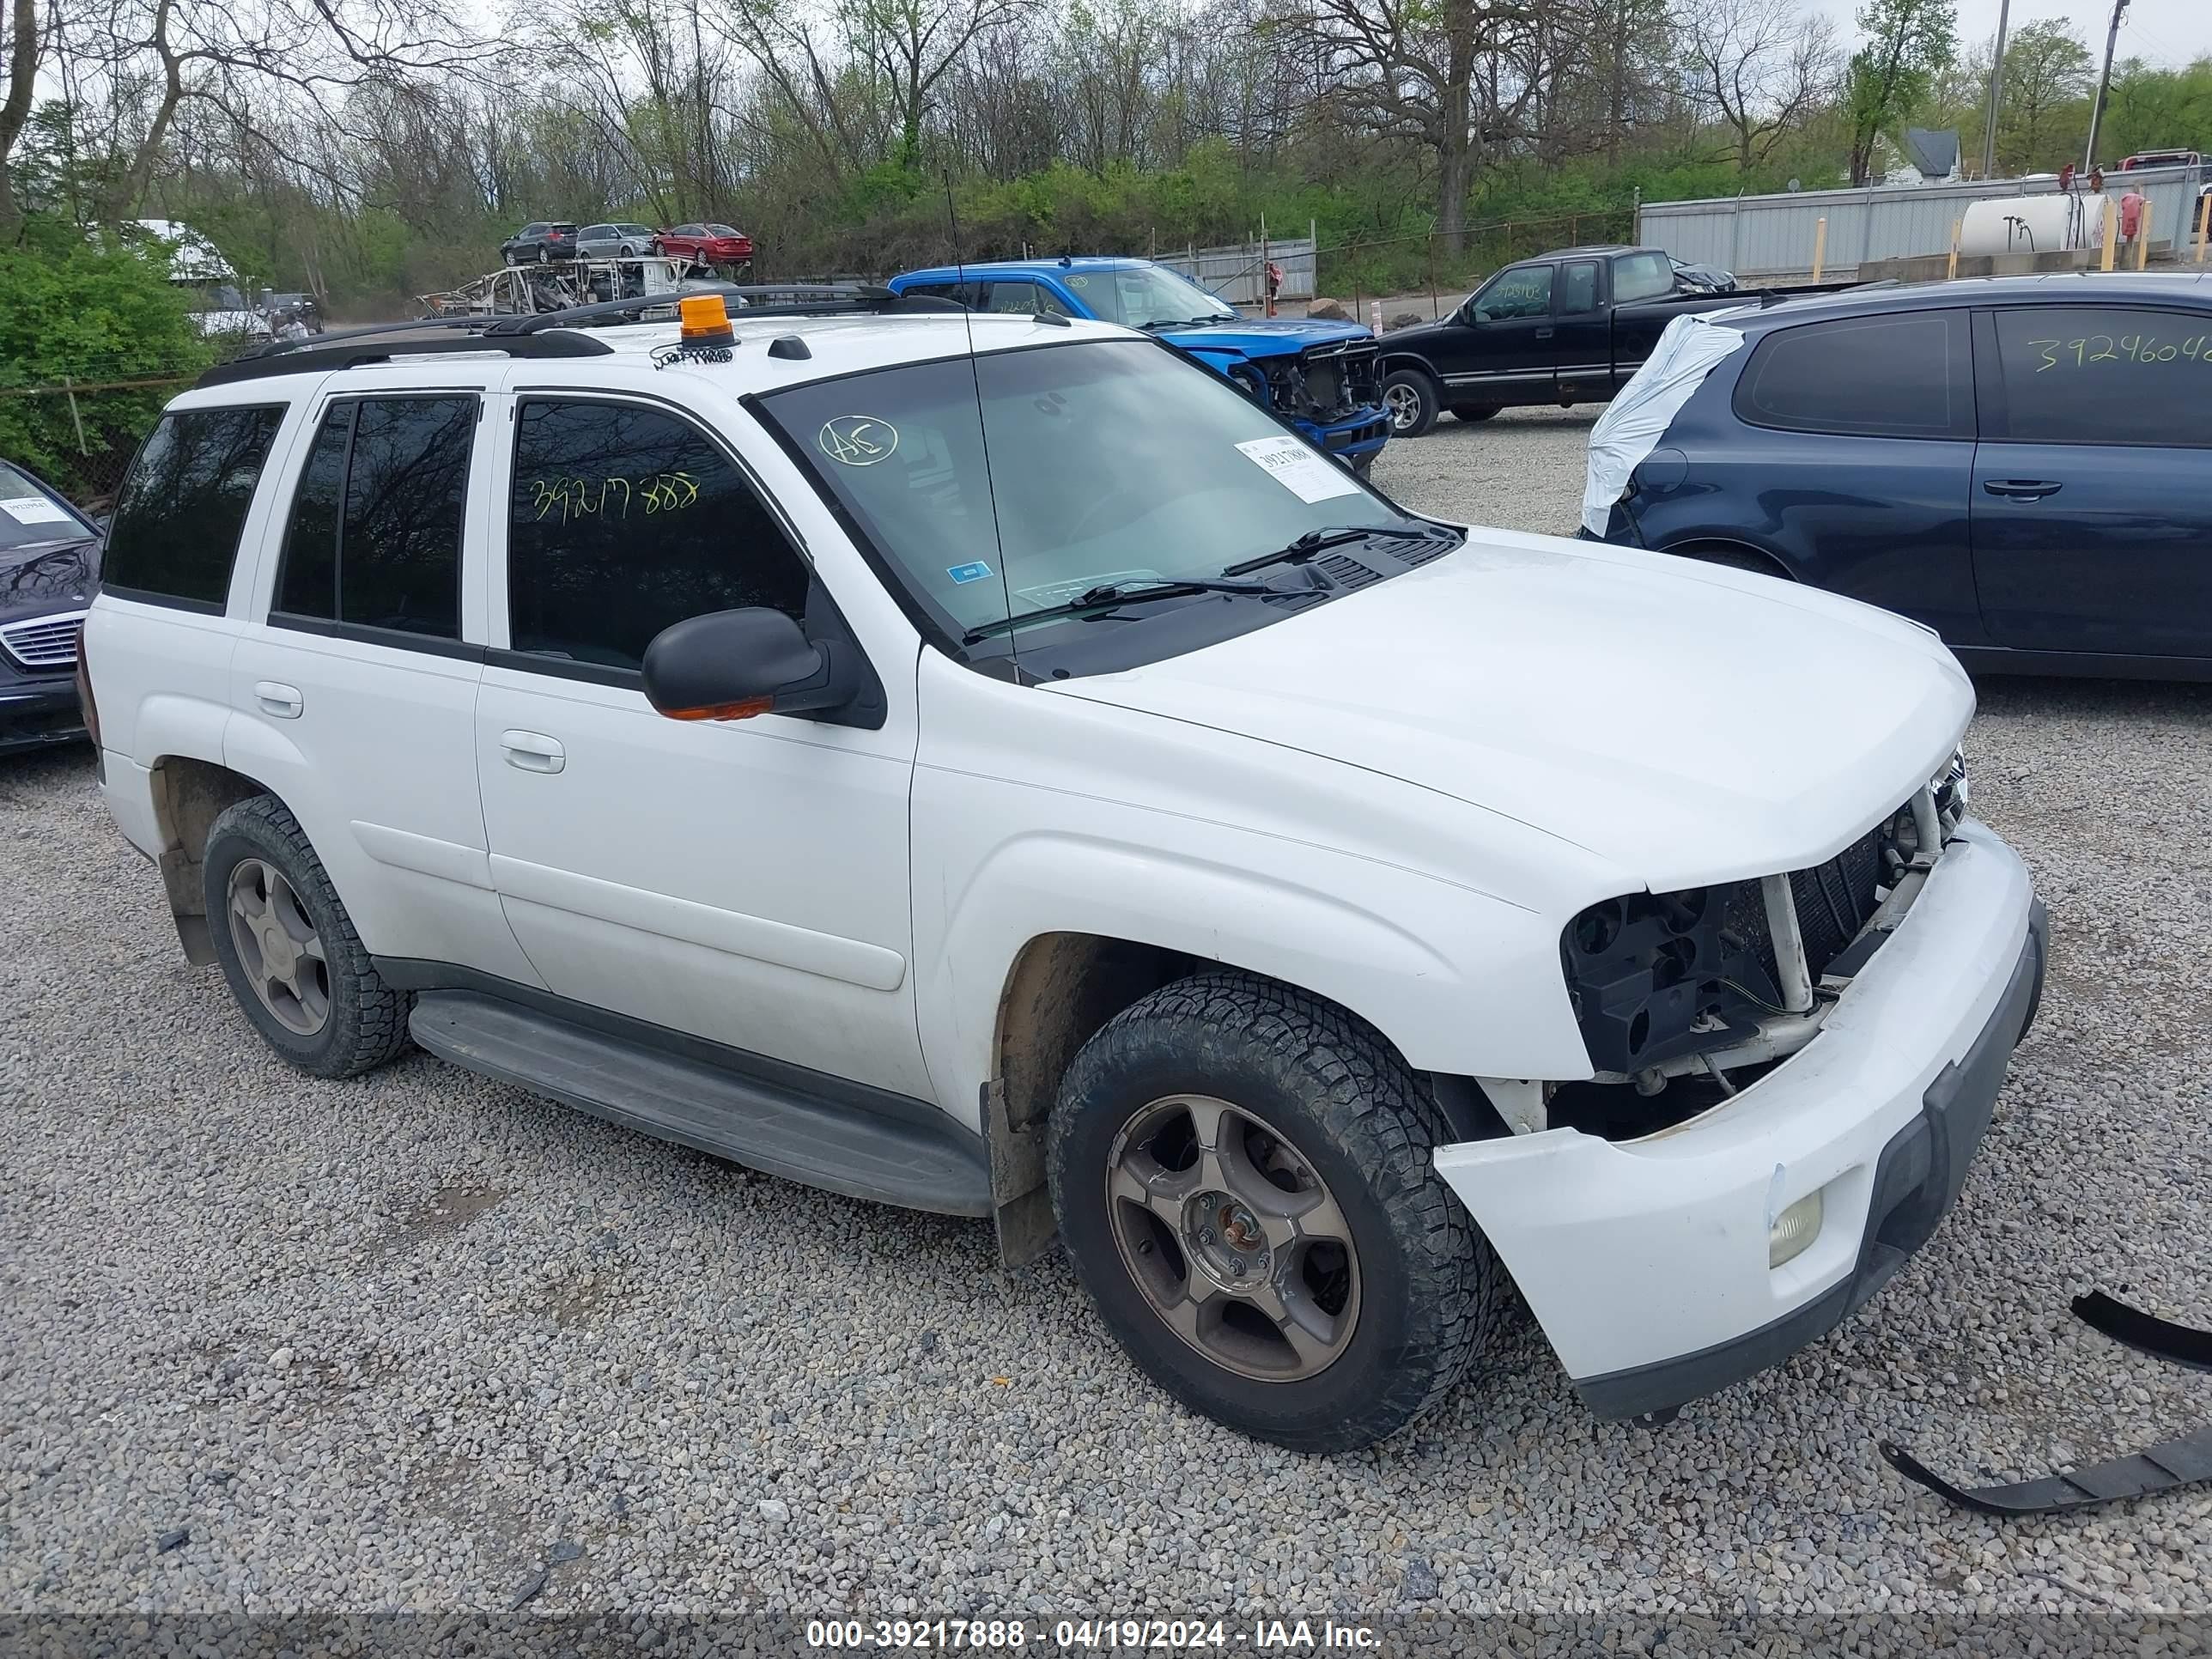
[253,680,303,719]
[501,730,566,774]
[1534,326,1554,339]
[1983,479,2063,500]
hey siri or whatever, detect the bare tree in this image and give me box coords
[1278,0,1534,251]
[1680,0,1839,170]
[0,0,37,230]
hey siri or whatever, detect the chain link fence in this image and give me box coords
[0,374,198,507]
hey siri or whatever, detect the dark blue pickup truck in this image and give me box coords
[887,258,1390,473]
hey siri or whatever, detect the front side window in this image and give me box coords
[1992,307,2212,447]
[759,339,1444,669]
[1734,311,1972,439]
[1612,252,1674,303]
[1062,265,1236,329]
[103,404,286,609]
[507,399,810,672]
[1473,266,1553,321]
[272,397,475,639]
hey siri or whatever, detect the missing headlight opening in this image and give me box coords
[1553,765,1962,1139]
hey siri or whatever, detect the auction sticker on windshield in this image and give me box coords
[1236,435,1361,504]
[1,493,70,525]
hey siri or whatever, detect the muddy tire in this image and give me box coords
[1047,970,1501,1451]
[202,795,412,1080]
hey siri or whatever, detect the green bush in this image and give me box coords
[0,220,213,500]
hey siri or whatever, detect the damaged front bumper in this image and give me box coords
[1434,818,2045,1419]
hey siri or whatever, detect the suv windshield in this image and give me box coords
[0,461,89,552]
[758,339,1449,673]
[1063,264,1237,328]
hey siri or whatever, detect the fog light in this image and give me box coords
[1769,1189,1824,1268]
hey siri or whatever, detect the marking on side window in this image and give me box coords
[819,416,898,466]
[527,473,699,522]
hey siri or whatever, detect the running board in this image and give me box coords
[408,990,992,1217]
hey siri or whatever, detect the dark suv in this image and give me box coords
[500,222,580,265]
[1596,273,2212,678]
[1,459,100,753]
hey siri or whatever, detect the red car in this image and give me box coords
[656,222,755,265]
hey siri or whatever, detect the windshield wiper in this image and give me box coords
[1222,523,1450,579]
[961,578,1279,644]
[1137,316,1233,330]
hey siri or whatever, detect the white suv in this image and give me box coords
[82,289,2047,1451]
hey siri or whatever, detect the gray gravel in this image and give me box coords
[4,416,2211,1631]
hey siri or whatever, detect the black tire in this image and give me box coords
[1382,367,1442,438]
[1668,542,1794,580]
[1046,971,1501,1452]
[1351,454,1376,481]
[1450,404,1501,422]
[202,795,412,1080]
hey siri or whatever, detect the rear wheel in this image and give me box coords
[1047,971,1500,1451]
[1382,368,1441,438]
[537,246,549,264]
[203,795,411,1080]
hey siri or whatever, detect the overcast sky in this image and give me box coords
[1809,0,2212,67]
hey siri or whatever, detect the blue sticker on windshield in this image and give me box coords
[946,561,994,585]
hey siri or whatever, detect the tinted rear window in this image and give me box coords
[1734,311,1972,439]
[1992,306,2212,447]
[1613,252,1674,303]
[102,405,286,609]
[273,397,475,639]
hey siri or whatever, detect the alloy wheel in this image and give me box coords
[226,859,331,1036]
[1383,382,1424,433]
[1103,1095,1360,1382]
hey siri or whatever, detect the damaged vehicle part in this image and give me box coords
[2072,1289,2212,1372]
[1881,1428,2212,1517]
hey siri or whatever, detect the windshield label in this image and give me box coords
[1235,435,1362,504]
[818,416,899,466]
[946,561,994,584]
[1,495,70,524]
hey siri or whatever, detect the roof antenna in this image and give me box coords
[945,174,1018,671]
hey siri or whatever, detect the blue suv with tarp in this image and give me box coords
[886,257,1390,474]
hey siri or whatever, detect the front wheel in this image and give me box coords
[1382,368,1441,438]
[1046,972,1500,1452]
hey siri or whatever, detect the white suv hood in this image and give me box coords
[1048,531,1972,892]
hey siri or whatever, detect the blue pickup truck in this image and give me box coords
[886,257,1390,474]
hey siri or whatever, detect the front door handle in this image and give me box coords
[501,730,566,774]
[253,680,303,719]
[1534,326,1554,339]
[1982,479,2063,500]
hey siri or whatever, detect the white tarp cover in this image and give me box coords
[1580,309,1753,536]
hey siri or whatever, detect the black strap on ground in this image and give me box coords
[1880,1427,2212,1516]
[2073,1289,2212,1372]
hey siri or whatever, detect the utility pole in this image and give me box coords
[2083,0,2130,175]
[1981,0,2010,179]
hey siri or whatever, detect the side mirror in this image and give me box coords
[641,606,855,722]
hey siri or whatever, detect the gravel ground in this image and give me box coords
[5,414,2211,1640]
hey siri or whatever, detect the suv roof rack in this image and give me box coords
[195,283,967,388]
